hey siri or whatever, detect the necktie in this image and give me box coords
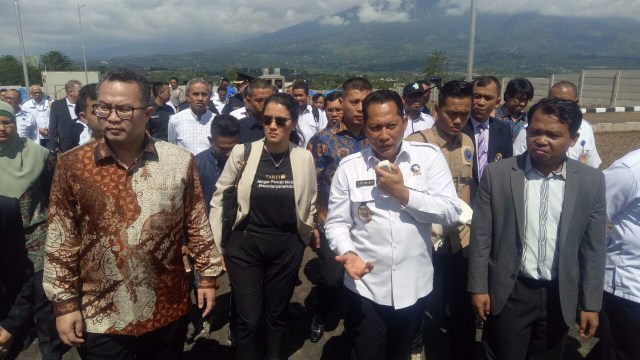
[477,123,488,179]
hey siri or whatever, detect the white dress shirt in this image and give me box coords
[403,111,435,139]
[603,149,640,303]
[325,141,460,309]
[21,98,50,139]
[76,119,91,146]
[513,120,602,168]
[15,108,38,141]
[167,108,215,155]
[297,105,328,148]
[66,99,77,121]
[230,106,249,120]
[520,156,566,281]
[211,93,227,114]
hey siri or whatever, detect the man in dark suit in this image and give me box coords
[47,80,83,153]
[468,98,607,359]
[463,76,513,195]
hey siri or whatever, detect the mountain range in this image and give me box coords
[96,1,640,76]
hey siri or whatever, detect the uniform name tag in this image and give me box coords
[356,180,375,188]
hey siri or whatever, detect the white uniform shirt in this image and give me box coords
[15,108,38,141]
[603,149,640,303]
[403,112,435,139]
[230,106,249,120]
[21,99,50,139]
[76,119,91,146]
[297,105,328,148]
[167,108,215,155]
[513,120,602,168]
[325,141,460,309]
[211,93,227,114]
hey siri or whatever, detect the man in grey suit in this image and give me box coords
[468,98,606,359]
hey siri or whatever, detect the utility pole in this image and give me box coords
[78,4,88,84]
[466,0,477,82]
[15,0,30,88]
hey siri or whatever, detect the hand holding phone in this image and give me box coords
[377,160,393,173]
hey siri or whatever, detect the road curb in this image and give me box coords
[582,106,640,114]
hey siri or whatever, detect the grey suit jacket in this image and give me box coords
[467,153,607,326]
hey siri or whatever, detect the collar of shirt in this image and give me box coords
[189,108,213,123]
[66,99,75,108]
[525,154,567,180]
[299,104,312,115]
[364,141,411,170]
[496,105,527,123]
[15,108,29,117]
[93,135,158,164]
[332,121,365,139]
[405,110,424,122]
[470,117,490,131]
[430,126,461,149]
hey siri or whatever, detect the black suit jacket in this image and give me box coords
[48,99,83,153]
[467,154,607,325]
[463,117,513,206]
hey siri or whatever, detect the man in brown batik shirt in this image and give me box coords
[43,69,223,359]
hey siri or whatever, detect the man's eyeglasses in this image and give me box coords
[263,115,290,127]
[325,107,342,114]
[93,104,147,120]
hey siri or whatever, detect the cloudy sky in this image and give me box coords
[1,0,638,60]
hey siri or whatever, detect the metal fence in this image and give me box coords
[502,70,640,107]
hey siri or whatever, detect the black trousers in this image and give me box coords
[314,232,345,317]
[483,276,568,360]
[345,289,427,360]
[32,270,66,360]
[224,230,305,360]
[414,252,476,359]
[77,315,189,360]
[598,291,640,360]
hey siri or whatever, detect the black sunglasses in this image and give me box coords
[262,115,290,127]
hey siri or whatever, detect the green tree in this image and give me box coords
[41,50,75,71]
[423,50,449,80]
[0,55,23,85]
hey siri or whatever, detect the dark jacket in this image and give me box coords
[47,98,83,153]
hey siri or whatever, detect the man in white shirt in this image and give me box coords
[211,85,227,114]
[402,82,435,138]
[21,85,51,146]
[3,89,38,141]
[326,90,460,360]
[512,81,601,168]
[514,81,601,168]
[292,81,327,147]
[600,149,640,359]
[168,78,216,155]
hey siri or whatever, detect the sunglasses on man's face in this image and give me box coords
[262,115,290,127]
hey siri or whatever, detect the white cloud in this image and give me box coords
[0,0,637,59]
[438,0,640,19]
[358,0,413,23]
[319,15,349,26]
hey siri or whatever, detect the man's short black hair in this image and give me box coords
[527,98,582,137]
[75,83,98,117]
[325,91,342,103]
[363,90,404,123]
[211,114,240,139]
[342,77,372,94]
[473,76,502,97]
[504,78,534,101]
[100,69,151,106]
[291,80,309,95]
[151,82,167,98]
[248,79,275,97]
[438,80,473,107]
[217,85,227,92]
[169,77,178,82]
[312,93,324,102]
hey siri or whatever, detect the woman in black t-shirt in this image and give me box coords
[212,93,318,360]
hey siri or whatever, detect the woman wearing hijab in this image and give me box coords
[0,101,62,359]
[211,93,317,360]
